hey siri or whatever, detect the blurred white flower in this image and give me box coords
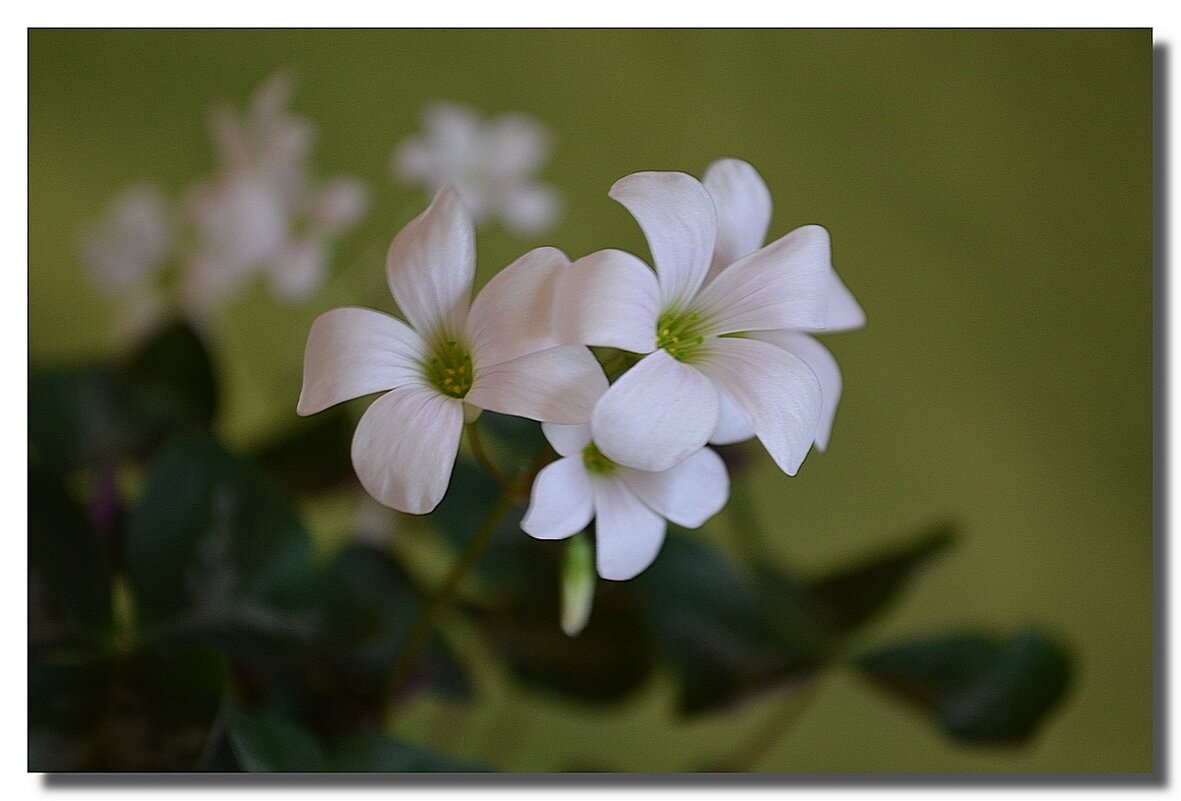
[81,183,172,292]
[392,101,561,236]
[521,422,729,581]
[555,165,862,475]
[297,185,606,514]
[183,72,370,311]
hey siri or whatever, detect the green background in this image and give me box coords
[29,29,1153,772]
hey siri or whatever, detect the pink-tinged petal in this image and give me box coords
[591,350,719,472]
[592,479,666,581]
[751,331,843,451]
[467,247,569,367]
[819,269,866,332]
[467,345,607,424]
[297,307,427,416]
[702,158,772,282]
[710,391,755,445]
[609,171,716,311]
[695,336,822,476]
[386,185,475,341]
[556,249,659,353]
[500,183,562,236]
[542,422,593,457]
[521,457,594,541]
[350,386,464,514]
[619,447,729,529]
[692,224,832,336]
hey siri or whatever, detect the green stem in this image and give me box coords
[466,421,512,491]
[711,677,826,771]
[384,491,515,709]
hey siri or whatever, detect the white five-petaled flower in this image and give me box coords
[392,100,561,236]
[521,422,729,581]
[555,161,863,474]
[297,185,607,514]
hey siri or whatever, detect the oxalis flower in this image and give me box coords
[556,161,863,474]
[521,422,729,581]
[297,185,606,514]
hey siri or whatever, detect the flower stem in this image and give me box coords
[383,490,515,710]
[466,421,512,491]
[710,677,826,771]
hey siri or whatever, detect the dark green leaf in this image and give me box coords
[29,645,226,771]
[124,434,319,645]
[478,560,655,704]
[28,463,113,651]
[249,405,356,496]
[329,732,488,772]
[854,628,1074,744]
[807,523,956,636]
[476,411,548,475]
[120,319,218,433]
[639,532,824,716]
[225,698,329,772]
[28,366,132,471]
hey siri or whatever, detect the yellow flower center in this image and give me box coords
[424,339,474,399]
[581,441,616,475]
[655,309,710,362]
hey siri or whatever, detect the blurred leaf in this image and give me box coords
[807,523,956,636]
[124,434,319,646]
[120,319,218,434]
[329,732,489,772]
[28,463,113,651]
[478,566,655,704]
[29,320,218,473]
[249,405,356,496]
[29,645,226,771]
[318,545,470,712]
[854,629,1074,744]
[477,410,547,475]
[28,366,131,472]
[226,697,330,772]
[639,532,825,716]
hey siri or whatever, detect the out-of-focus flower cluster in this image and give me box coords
[82,72,371,337]
[299,158,863,584]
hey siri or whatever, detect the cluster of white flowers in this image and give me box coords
[299,158,863,582]
[81,72,370,334]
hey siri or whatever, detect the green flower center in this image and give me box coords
[656,309,710,362]
[581,442,616,475]
[424,339,474,399]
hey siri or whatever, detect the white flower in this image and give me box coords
[184,72,370,310]
[701,159,865,452]
[521,422,729,581]
[298,185,607,514]
[81,183,172,292]
[556,163,863,474]
[392,101,561,236]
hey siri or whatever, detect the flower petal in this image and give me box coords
[619,447,729,529]
[692,224,832,335]
[702,158,772,282]
[467,345,607,424]
[542,422,593,457]
[350,386,464,514]
[520,456,594,541]
[710,391,755,445]
[695,336,821,476]
[297,307,427,416]
[500,183,562,236]
[268,238,327,301]
[751,331,842,451]
[467,247,569,367]
[609,171,716,311]
[592,479,667,581]
[820,268,866,332]
[386,184,475,342]
[556,249,659,353]
[591,350,719,472]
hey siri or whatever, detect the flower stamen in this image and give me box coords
[425,339,474,398]
[655,310,709,362]
[581,442,616,475]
